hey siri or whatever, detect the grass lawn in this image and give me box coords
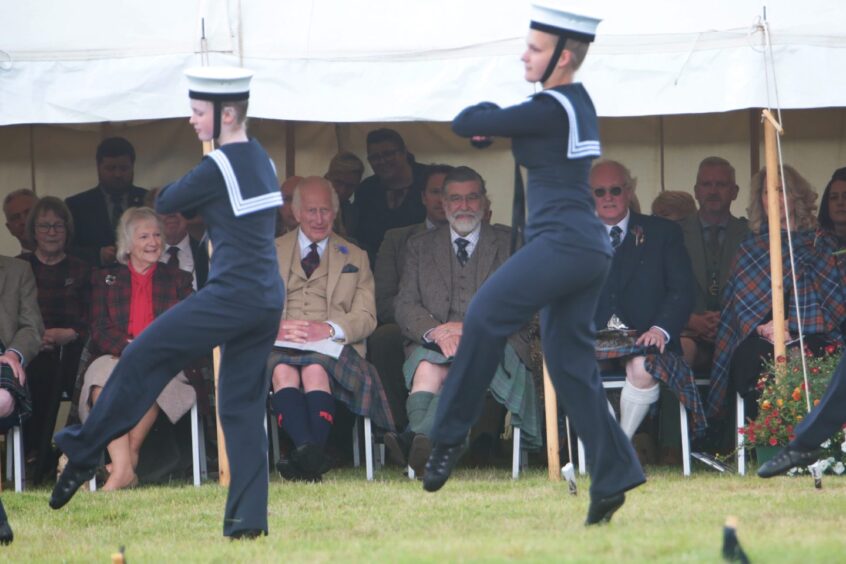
[2,465,845,562]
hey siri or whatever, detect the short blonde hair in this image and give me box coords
[651,191,697,221]
[115,207,163,265]
[564,38,590,71]
[747,164,817,234]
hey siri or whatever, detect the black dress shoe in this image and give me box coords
[230,528,265,540]
[50,462,96,510]
[422,442,465,493]
[758,446,822,478]
[0,520,12,545]
[291,444,331,479]
[408,434,433,477]
[384,430,413,466]
[585,493,625,526]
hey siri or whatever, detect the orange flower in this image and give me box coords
[776,399,784,407]
[792,389,802,401]
[761,400,772,411]
[814,399,821,407]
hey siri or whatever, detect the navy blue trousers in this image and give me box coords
[431,236,646,499]
[792,352,846,450]
[54,290,280,536]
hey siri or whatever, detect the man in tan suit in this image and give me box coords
[390,167,539,475]
[267,177,392,481]
[369,165,453,433]
[0,255,44,422]
[678,157,749,371]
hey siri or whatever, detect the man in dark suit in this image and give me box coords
[325,151,364,238]
[591,160,697,439]
[678,157,749,371]
[65,137,147,266]
[146,188,210,290]
[3,189,38,257]
[369,165,453,433]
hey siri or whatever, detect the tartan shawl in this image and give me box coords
[707,230,845,417]
[596,345,706,437]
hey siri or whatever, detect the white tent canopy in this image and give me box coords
[3,0,846,126]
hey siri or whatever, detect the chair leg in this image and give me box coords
[352,417,361,468]
[736,392,746,476]
[268,410,280,469]
[191,403,201,487]
[512,427,521,480]
[679,402,690,477]
[577,438,586,475]
[364,417,374,481]
[5,432,11,482]
[12,426,24,492]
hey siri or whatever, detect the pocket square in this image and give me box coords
[341,264,359,274]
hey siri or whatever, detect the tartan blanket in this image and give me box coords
[596,344,706,437]
[0,340,32,424]
[402,344,542,450]
[707,230,845,417]
[268,346,394,432]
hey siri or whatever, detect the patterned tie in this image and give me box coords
[455,238,470,266]
[610,226,623,249]
[166,246,180,269]
[301,242,320,278]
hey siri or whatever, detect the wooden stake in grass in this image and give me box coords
[542,359,560,482]
[762,110,786,381]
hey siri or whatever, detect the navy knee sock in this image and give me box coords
[271,388,313,447]
[305,391,336,448]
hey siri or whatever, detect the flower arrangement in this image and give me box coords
[740,344,846,475]
[630,225,645,246]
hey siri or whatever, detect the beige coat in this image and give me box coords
[275,231,377,357]
[0,255,44,363]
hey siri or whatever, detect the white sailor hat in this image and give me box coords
[185,66,253,101]
[530,2,601,43]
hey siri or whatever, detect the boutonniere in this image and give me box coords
[335,243,349,255]
[64,277,75,287]
[630,225,645,246]
[105,274,116,286]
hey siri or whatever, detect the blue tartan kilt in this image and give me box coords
[267,346,394,432]
[596,344,707,437]
[0,341,32,429]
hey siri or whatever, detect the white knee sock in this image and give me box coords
[619,381,660,439]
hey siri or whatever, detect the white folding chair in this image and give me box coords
[576,376,691,476]
[352,416,383,480]
[3,424,25,492]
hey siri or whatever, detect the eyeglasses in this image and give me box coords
[367,149,399,163]
[35,222,66,233]
[592,186,623,198]
[445,193,483,205]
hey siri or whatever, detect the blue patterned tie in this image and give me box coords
[610,226,623,249]
[455,238,470,266]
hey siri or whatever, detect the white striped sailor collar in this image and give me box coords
[207,146,282,217]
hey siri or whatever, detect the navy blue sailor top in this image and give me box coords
[156,138,285,309]
[452,83,610,257]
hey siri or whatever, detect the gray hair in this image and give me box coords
[697,156,736,185]
[591,159,638,192]
[115,207,163,265]
[3,188,37,212]
[292,176,340,214]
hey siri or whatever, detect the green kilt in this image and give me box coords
[403,343,541,450]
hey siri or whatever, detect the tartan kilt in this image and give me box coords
[0,341,32,425]
[596,344,707,437]
[267,346,395,432]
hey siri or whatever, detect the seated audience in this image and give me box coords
[276,175,302,237]
[590,160,705,442]
[325,151,365,237]
[817,166,846,247]
[353,128,430,265]
[22,197,91,483]
[651,190,696,221]
[66,137,147,266]
[0,254,44,433]
[267,177,393,482]
[392,166,540,475]
[3,189,38,257]
[707,165,840,420]
[370,165,453,431]
[78,207,198,490]
[678,157,749,372]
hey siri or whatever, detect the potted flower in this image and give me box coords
[740,344,846,475]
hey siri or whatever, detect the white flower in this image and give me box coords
[821,439,832,449]
[841,440,846,453]
[833,462,845,475]
[819,458,832,472]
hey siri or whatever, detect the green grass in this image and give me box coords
[2,466,845,562]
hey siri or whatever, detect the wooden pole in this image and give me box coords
[200,138,231,487]
[542,359,561,481]
[762,110,786,373]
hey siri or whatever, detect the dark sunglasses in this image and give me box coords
[593,186,623,198]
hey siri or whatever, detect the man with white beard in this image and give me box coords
[391,166,539,476]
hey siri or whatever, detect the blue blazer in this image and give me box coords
[594,212,695,354]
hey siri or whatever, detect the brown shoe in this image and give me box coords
[407,434,433,477]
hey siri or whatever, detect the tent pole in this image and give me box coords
[749,109,760,175]
[542,359,561,481]
[762,110,786,374]
[29,125,36,193]
[285,121,296,177]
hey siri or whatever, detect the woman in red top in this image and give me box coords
[80,207,194,491]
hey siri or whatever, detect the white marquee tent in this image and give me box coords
[2,0,846,254]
